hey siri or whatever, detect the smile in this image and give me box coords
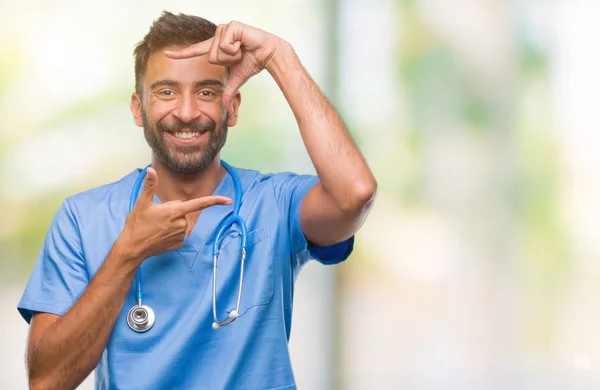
[172,131,202,139]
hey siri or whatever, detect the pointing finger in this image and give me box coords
[175,196,232,216]
[164,38,214,59]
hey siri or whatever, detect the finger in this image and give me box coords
[139,167,158,204]
[164,38,214,59]
[222,74,246,115]
[175,217,188,234]
[217,41,242,64]
[221,22,244,49]
[175,196,232,216]
[212,25,242,65]
[218,23,242,57]
[219,22,228,50]
[209,26,223,65]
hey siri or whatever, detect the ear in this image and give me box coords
[226,92,242,127]
[130,93,143,127]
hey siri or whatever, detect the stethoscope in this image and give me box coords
[126,160,247,333]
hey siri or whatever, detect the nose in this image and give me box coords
[173,94,201,123]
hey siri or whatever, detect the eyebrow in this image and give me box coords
[149,79,225,90]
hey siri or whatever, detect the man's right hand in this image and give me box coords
[121,167,232,262]
[26,166,230,390]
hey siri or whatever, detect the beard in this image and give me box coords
[142,109,228,175]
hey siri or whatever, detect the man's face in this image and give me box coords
[131,45,239,174]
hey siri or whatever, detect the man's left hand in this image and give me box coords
[165,21,286,113]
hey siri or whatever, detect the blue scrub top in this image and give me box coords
[18,164,354,390]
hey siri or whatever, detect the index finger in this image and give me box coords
[164,38,214,59]
[174,195,232,216]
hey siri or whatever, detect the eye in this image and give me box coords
[159,90,174,96]
[196,89,219,101]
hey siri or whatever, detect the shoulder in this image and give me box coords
[232,166,318,193]
[63,169,140,222]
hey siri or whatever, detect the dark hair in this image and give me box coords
[133,11,218,95]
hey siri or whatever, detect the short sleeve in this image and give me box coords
[17,199,89,324]
[271,172,354,272]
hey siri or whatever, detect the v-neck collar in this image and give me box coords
[125,164,239,270]
[174,168,236,269]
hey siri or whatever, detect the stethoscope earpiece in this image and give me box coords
[211,310,239,331]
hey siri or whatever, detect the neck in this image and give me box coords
[151,156,226,203]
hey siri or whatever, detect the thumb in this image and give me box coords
[139,167,158,204]
[222,75,245,115]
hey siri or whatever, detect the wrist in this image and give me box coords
[113,229,145,268]
[265,40,301,80]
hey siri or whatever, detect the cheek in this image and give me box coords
[146,101,175,124]
[197,102,225,124]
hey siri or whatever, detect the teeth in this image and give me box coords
[173,132,201,139]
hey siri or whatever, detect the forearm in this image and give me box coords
[267,43,377,210]
[28,236,140,390]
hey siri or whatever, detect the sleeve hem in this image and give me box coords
[17,301,70,324]
[290,180,319,256]
[308,236,355,265]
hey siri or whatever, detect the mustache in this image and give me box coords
[156,118,216,133]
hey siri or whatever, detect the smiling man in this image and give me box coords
[18,11,377,390]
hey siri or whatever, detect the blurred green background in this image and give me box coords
[2,0,599,389]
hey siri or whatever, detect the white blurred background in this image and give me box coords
[2,0,600,389]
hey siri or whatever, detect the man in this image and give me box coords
[18,11,376,390]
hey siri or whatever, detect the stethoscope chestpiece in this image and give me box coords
[127,305,155,333]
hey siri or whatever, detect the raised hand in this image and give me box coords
[164,21,285,113]
[123,167,232,261]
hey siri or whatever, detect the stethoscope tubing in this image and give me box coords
[127,160,247,332]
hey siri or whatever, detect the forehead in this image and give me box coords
[144,45,227,88]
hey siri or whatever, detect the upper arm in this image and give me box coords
[272,173,355,269]
[300,182,366,247]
